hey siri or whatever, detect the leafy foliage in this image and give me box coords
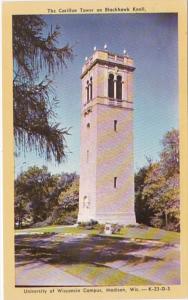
[15,194,31,229]
[13,15,73,162]
[160,129,179,177]
[135,166,153,225]
[135,129,180,232]
[14,166,79,228]
[52,209,79,226]
[58,177,79,210]
[42,174,79,226]
[15,166,57,226]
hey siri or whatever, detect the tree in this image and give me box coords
[134,166,153,225]
[51,176,79,225]
[38,171,78,226]
[13,15,73,162]
[142,163,180,230]
[46,172,77,210]
[14,194,31,229]
[135,129,180,231]
[160,129,179,177]
[15,166,58,226]
[14,167,78,227]
[58,177,79,211]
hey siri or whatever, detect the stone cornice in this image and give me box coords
[82,98,134,116]
[81,58,135,79]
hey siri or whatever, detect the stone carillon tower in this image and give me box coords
[78,49,136,225]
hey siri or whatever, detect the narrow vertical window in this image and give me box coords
[83,196,87,208]
[108,74,114,98]
[114,177,117,188]
[114,120,117,132]
[86,80,89,103]
[86,199,90,209]
[90,77,93,100]
[116,75,122,100]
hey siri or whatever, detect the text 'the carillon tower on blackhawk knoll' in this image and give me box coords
[78,48,136,225]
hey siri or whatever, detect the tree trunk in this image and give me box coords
[164,210,168,228]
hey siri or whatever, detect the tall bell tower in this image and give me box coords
[78,49,136,225]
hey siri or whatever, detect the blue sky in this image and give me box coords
[15,13,178,175]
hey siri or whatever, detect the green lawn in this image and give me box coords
[63,263,160,285]
[114,226,180,244]
[15,224,180,286]
[15,224,180,244]
[15,225,100,235]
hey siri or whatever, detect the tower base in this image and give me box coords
[78,212,136,225]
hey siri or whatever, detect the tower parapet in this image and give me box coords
[81,50,135,76]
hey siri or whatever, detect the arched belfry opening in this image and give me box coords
[108,74,114,98]
[78,49,136,225]
[85,77,93,103]
[116,75,122,100]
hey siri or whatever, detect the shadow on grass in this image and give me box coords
[15,233,169,269]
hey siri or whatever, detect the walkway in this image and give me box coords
[15,232,180,286]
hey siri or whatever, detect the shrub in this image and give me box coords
[111,224,123,233]
[78,219,98,228]
[53,208,78,225]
